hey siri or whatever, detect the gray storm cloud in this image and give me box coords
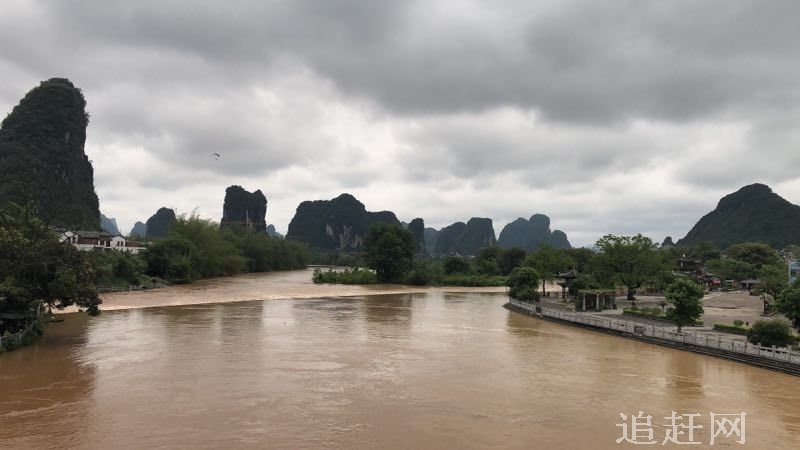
[1,0,799,245]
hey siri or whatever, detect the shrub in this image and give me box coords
[312,268,378,284]
[733,319,744,327]
[746,320,794,348]
[712,323,748,335]
[440,274,507,287]
[443,257,471,275]
[507,267,541,302]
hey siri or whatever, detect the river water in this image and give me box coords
[1,270,798,449]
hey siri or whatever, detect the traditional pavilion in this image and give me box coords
[575,290,616,312]
[556,269,578,299]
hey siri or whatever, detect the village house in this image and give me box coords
[59,230,144,254]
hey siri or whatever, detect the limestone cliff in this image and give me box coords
[286,193,400,251]
[497,214,571,252]
[434,218,497,255]
[145,207,176,238]
[220,185,268,232]
[0,78,100,229]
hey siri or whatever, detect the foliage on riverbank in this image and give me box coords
[0,311,49,353]
[746,320,796,348]
[0,203,100,332]
[311,266,507,287]
[143,215,310,284]
[312,268,378,284]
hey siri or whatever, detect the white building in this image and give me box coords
[59,230,145,254]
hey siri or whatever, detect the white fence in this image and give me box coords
[509,299,800,365]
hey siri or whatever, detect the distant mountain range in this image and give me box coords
[100,214,120,235]
[678,183,800,249]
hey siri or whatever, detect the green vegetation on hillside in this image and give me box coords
[678,183,800,248]
[433,218,497,256]
[145,207,177,239]
[0,78,100,229]
[286,193,401,252]
[220,185,268,232]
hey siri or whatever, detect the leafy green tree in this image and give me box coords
[564,247,595,273]
[0,203,100,321]
[475,247,502,275]
[443,256,471,275]
[364,223,414,283]
[524,244,574,295]
[86,250,147,286]
[144,234,199,283]
[498,247,527,275]
[706,258,758,281]
[746,320,794,348]
[775,287,800,331]
[507,267,540,303]
[682,241,721,263]
[592,234,664,300]
[758,264,788,300]
[726,242,783,269]
[665,278,705,333]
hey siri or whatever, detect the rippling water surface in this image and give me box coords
[1,271,798,449]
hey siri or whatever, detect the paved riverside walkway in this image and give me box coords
[506,298,800,375]
[537,290,789,343]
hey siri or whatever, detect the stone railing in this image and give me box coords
[508,299,800,365]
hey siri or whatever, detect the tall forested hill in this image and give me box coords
[497,214,571,251]
[677,183,800,248]
[408,218,425,253]
[220,185,267,232]
[145,207,177,238]
[286,193,401,251]
[433,217,497,255]
[0,78,100,229]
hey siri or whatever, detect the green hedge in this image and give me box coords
[712,324,748,335]
[623,309,703,326]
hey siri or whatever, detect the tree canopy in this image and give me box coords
[592,234,664,299]
[524,244,574,295]
[665,278,705,333]
[144,214,309,284]
[507,266,540,303]
[776,287,800,331]
[364,223,414,283]
[0,78,100,229]
[0,203,100,325]
[746,320,794,348]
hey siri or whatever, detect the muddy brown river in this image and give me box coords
[1,269,798,449]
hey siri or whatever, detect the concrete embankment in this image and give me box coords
[504,302,800,377]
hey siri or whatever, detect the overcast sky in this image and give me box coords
[2,0,800,246]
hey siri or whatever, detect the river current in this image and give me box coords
[1,269,798,449]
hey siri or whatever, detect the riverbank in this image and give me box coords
[505,299,800,376]
[56,268,507,314]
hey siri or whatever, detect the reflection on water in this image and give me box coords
[2,283,800,449]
